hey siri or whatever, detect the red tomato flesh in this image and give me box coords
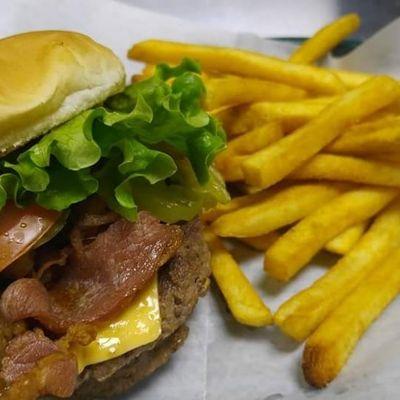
[0,203,60,272]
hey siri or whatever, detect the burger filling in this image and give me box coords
[0,60,227,398]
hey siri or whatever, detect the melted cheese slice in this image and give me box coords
[74,277,161,372]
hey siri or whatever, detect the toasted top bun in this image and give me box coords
[0,31,125,154]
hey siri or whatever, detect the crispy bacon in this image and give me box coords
[0,330,80,399]
[1,330,60,383]
[1,212,183,333]
[1,354,77,400]
[34,248,69,280]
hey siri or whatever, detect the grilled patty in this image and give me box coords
[72,219,211,399]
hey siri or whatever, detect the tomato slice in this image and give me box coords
[0,203,60,272]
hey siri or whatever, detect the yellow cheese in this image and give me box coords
[74,277,161,372]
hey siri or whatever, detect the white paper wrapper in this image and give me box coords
[1,2,400,399]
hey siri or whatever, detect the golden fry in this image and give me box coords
[205,75,307,110]
[131,74,146,83]
[372,153,400,164]
[142,63,156,77]
[238,184,265,195]
[303,245,400,387]
[131,29,400,387]
[325,221,368,255]
[264,186,397,281]
[274,199,400,341]
[239,231,280,251]
[290,14,360,64]
[228,99,335,134]
[203,65,369,89]
[218,155,246,181]
[291,153,400,187]
[225,121,283,155]
[204,230,272,327]
[216,121,283,169]
[201,190,271,222]
[242,77,400,189]
[332,68,370,88]
[129,40,345,94]
[211,183,345,237]
[210,106,239,135]
[345,115,400,135]
[328,125,400,155]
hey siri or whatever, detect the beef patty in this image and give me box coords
[71,219,211,399]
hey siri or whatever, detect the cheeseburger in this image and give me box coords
[0,31,227,399]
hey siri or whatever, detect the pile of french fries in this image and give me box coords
[129,14,400,389]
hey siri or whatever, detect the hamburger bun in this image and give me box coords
[0,31,215,400]
[0,31,125,155]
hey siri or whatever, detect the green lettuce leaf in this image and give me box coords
[36,163,99,211]
[0,59,228,222]
[0,174,23,209]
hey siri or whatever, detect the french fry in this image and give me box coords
[303,245,400,387]
[216,121,283,169]
[291,153,400,187]
[218,155,246,181]
[130,64,157,83]
[134,53,371,91]
[204,65,370,90]
[274,200,400,341]
[130,26,400,387]
[143,62,219,82]
[242,184,264,194]
[328,125,400,155]
[215,116,283,181]
[224,121,283,156]
[207,66,369,90]
[372,152,400,164]
[142,63,156,77]
[237,101,328,133]
[211,183,345,238]
[211,104,400,136]
[363,110,399,125]
[264,186,397,281]
[376,100,400,115]
[131,74,146,83]
[226,182,265,195]
[129,40,346,94]
[290,14,360,64]
[345,115,400,135]
[210,106,239,135]
[325,221,368,255]
[333,68,370,88]
[242,76,400,189]
[204,230,272,327]
[239,231,280,251]
[201,189,272,222]
[227,100,332,134]
[275,200,400,341]
[204,75,307,110]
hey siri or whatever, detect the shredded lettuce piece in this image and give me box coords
[0,59,228,222]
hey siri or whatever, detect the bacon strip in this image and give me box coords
[1,330,77,399]
[1,330,60,382]
[1,212,183,333]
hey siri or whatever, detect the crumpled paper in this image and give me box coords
[1,1,400,399]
